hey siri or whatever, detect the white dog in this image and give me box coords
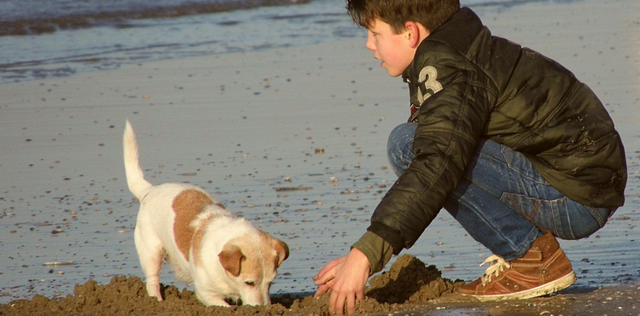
[123,120,289,306]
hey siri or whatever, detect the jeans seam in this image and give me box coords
[555,197,575,239]
[585,206,607,228]
[500,144,548,185]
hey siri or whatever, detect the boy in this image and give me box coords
[313,0,627,314]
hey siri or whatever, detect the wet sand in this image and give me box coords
[1,0,639,314]
[2,255,639,315]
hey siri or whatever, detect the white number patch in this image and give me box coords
[416,66,443,104]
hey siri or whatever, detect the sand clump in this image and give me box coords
[367,252,463,304]
[0,254,462,315]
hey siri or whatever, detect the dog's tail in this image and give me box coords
[123,120,153,201]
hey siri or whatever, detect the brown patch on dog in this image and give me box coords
[219,244,245,277]
[191,213,216,267]
[270,235,290,267]
[172,189,214,260]
[256,231,290,267]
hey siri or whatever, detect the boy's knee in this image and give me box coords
[387,123,417,176]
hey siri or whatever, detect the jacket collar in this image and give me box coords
[428,7,484,54]
[402,7,484,82]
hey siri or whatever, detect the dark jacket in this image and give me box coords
[367,7,627,255]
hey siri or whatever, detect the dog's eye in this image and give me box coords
[244,281,255,287]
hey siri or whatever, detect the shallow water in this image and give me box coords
[1,0,574,85]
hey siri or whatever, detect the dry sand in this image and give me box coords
[1,0,639,314]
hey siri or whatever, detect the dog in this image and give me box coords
[123,120,289,306]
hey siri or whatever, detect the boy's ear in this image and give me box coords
[404,21,428,48]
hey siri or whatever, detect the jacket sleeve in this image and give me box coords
[351,231,394,275]
[368,41,498,254]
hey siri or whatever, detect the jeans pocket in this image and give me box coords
[500,192,605,240]
[500,192,565,236]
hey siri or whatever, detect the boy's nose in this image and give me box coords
[365,33,376,51]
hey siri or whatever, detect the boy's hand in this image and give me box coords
[313,248,370,315]
[313,255,346,297]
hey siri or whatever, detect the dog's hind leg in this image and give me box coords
[135,230,165,301]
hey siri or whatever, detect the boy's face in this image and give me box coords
[365,19,415,77]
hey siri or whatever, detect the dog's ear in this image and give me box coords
[272,239,290,267]
[219,244,245,277]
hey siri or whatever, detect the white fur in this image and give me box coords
[123,120,289,306]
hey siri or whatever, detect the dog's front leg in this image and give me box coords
[195,290,231,307]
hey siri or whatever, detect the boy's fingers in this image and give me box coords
[314,285,327,298]
[315,256,346,280]
[352,291,364,314]
[330,291,345,315]
[346,293,356,315]
[314,287,324,298]
[314,256,348,284]
[329,291,357,315]
[313,269,335,285]
[313,279,335,298]
[313,266,332,282]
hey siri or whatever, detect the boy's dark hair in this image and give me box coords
[346,0,460,34]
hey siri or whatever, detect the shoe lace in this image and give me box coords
[479,255,512,286]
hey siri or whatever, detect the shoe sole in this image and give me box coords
[463,271,577,302]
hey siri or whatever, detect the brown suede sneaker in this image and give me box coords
[459,232,576,301]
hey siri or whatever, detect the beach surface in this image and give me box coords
[1,0,639,314]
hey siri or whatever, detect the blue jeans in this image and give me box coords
[387,123,613,260]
